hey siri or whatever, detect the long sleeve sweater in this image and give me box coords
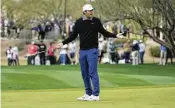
[62,17,116,50]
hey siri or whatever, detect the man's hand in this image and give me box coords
[116,33,125,38]
[57,43,63,49]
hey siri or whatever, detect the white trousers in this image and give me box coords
[159,50,167,65]
[131,51,139,65]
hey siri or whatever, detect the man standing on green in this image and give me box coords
[57,4,121,101]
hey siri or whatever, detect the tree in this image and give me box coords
[94,0,175,56]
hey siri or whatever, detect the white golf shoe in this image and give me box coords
[77,94,90,101]
[85,95,100,101]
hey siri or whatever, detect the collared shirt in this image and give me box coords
[82,15,93,20]
[28,44,38,54]
[160,45,167,51]
[48,46,56,56]
[6,49,12,59]
[139,43,145,52]
[12,46,19,55]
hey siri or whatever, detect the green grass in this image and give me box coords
[2,73,71,90]
[2,87,175,108]
[1,64,175,90]
[1,64,175,108]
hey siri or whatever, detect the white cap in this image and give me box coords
[31,41,35,44]
[133,40,138,45]
[83,4,94,12]
[98,38,103,41]
[139,40,143,43]
[62,44,68,48]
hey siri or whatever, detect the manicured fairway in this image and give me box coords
[1,64,175,108]
[2,87,175,108]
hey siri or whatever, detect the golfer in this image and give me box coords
[57,4,120,101]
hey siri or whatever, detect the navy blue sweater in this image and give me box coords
[62,17,116,50]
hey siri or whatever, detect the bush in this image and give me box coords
[150,46,160,57]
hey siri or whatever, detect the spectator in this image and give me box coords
[38,23,46,40]
[45,22,52,39]
[12,44,19,65]
[109,40,117,64]
[123,40,131,63]
[122,25,129,37]
[68,22,75,37]
[53,23,60,39]
[58,44,68,65]
[159,44,167,65]
[138,40,145,64]
[166,47,173,64]
[98,38,106,64]
[6,46,12,66]
[68,41,77,65]
[38,40,47,65]
[48,42,56,65]
[27,41,38,65]
[11,49,17,66]
[112,23,118,34]
[131,40,139,65]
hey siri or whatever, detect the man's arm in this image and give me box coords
[98,19,116,38]
[44,44,47,51]
[5,50,7,56]
[62,22,79,45]
[98,19,124,38]
[57,21,79,49]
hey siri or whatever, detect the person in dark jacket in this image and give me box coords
[166,47,173,64]
[131,40,139,65]
[38,23,46,40]
[38,41,47,65]
[57,4,121,101]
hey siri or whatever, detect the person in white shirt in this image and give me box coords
[12,45,19,65]
[59,44,68,65]
[68,41,77,65]
[138,40,146,64]
[11,49,17,66]
[131,40,139,65]
[98,38,106,64]
[6,46,12,66]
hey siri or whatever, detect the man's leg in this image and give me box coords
[31,55,35,65]
[27,56,31,65]
[43,55,46,65]
[170,53,173,64]
[79,50,92,95]
[16,55,20,65]
[124,52,129,63]
[136,51,139,65]
[87,48,100,96]
[41,54,45,65]
[163,51,167,65]
[60,54,63,64]
[39,54,43,65]
[132,51,136,65]
[139,52,143,64]
[8,58,11,66]
[160,50,163,65]
[13,59,16,66]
